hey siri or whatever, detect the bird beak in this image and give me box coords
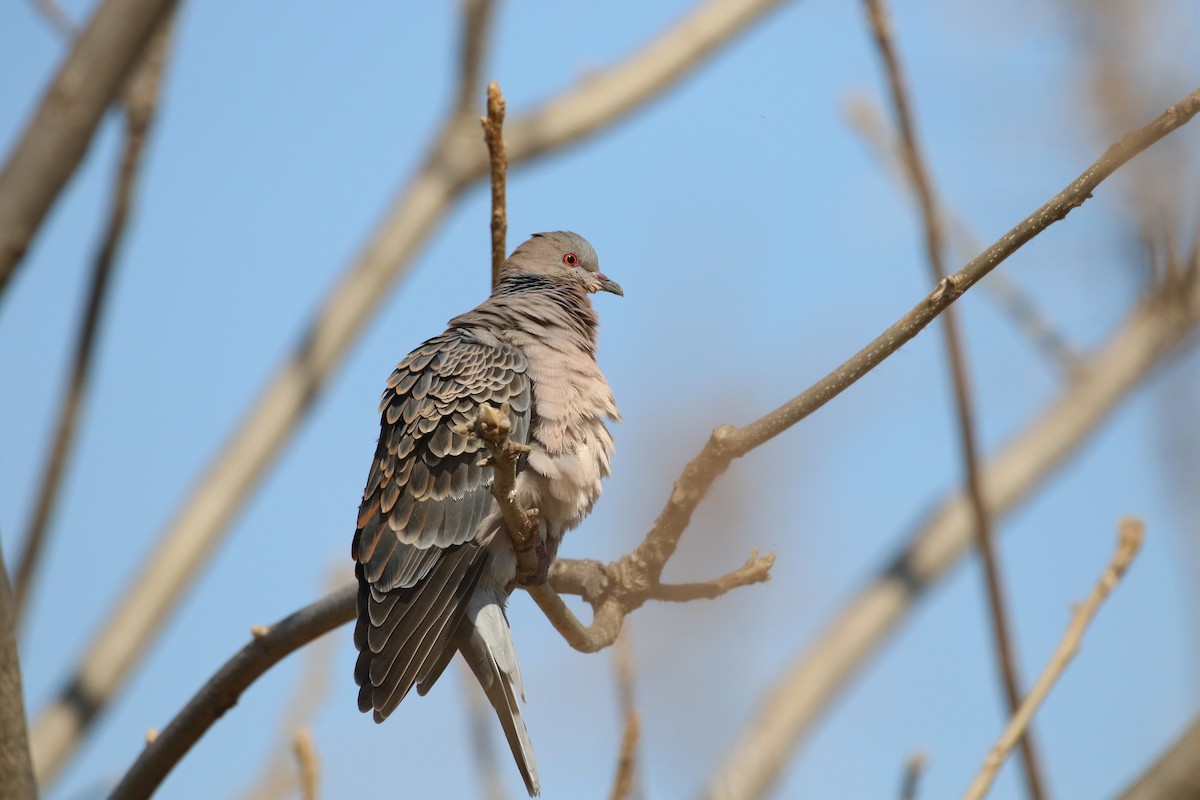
[592,273,624,296]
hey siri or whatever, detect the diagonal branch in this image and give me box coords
[12,13,175,628]
[862,2,1049,798]
[705,271,1200,798]
[961,518,1145,800]
[0,0,178,296]
[28,0,796,780]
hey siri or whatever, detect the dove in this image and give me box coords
[352,231,622,796]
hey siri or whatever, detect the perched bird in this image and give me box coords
[352,231,622,796]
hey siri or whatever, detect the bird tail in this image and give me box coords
[458,588,541,797]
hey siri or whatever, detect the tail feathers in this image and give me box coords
[460,596,540,797]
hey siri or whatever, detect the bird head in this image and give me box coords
[502,231,623,296]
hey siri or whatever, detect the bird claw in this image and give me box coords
[515,512,553,587]
[516,538,552,587]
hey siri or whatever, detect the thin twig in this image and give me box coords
[862,3,1049,799]
[961,518,1145,800]
[843,94,1084,375]
[291,729,319,800]
[482,81,508,288]
[29,0,794,778]
[12,13,174,627]
[706,274,1200,798]
[548,551,774,604]
[899,753,928,800]
[0,0,179,295]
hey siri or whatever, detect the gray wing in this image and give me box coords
[352,330,531,720]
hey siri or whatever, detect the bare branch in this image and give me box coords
[12,13,175,627]
[862,3,1048,798]
[482,81,509,288]
[705,275,1200,799]
[1113,713,1200,800]
[29,0,794,777]
[548,551,773,604]
[0,539,36,800]
[962,518,1145,800]
[0,0,178,295]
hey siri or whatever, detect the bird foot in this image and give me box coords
[515,516,557,587]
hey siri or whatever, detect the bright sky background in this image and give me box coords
[3,1,1200,799]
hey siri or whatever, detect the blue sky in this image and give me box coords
[3,1,1199,798]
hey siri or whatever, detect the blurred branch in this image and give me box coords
[291,729,319,800]
[29,0,795,780]
[0,540,36,800]
[0,0,178,296]
[482,81,509,288]
[30,0,75,37]
[12,13,175,628]
[609,712,640,800]
[108,588,352,800]
[899,753,928,800]
[862,3,1048,799]
[843,94,1083,375]
[238,569,342,800]
[1114,713,1200,800]
[609,627,641,800]
[962,518,1144,800]
[705,261,1200,799]
[845,97,1082,375]
[461,659,513,800]
[455,0,495,116]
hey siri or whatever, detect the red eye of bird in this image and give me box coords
[562,252,579,267]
